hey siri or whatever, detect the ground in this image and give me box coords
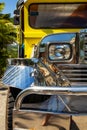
[0,81,8,130]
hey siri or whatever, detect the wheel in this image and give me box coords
[6,87,21,130]
[7,88,14,130]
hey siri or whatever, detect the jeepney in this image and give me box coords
[2,0,87,130]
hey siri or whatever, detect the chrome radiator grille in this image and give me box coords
[59,64,87,86]
[84,39,87,62]
[84,35,87,62]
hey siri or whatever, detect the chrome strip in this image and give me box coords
[14,109,87,116]
[58,64,87,86]
[15,86,87,110]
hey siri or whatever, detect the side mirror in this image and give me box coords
[14,9,20,25]
[14,9,20,15]
[14,15,20,25]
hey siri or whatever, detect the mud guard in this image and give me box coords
[2,65,34,90]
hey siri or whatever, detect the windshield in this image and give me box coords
[29,3,87,28]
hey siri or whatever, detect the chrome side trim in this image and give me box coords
[15,86,87,110]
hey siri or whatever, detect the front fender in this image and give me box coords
[2,65,34,90]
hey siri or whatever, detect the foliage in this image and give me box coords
[7,43,18,58]
[0,2,17,78]
[0,2,4,12]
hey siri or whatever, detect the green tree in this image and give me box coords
[0,2,4,12]
[0,3,17,78]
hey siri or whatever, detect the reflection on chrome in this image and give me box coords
[41,33,76,44]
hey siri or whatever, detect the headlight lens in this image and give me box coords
[48,43,72,61]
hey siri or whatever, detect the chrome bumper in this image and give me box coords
[13,110,70,130]
[13,111,87,130]
[15,86,87,110]
[13,86,87,130]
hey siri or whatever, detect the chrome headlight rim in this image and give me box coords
[47,42,73,63]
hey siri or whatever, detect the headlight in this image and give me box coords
[48,43,72,62]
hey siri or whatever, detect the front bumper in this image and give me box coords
[13,110,70,130]
[13,86,87,130]
[13,110,87,130]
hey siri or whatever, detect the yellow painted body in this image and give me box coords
[19,0,87,58]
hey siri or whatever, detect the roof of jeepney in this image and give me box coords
[17,0,87,7]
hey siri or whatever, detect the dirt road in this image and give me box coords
[0,82,8,130]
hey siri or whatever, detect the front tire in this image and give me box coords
[6,87,21,130]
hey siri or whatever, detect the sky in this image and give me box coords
[1,0,18,17]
